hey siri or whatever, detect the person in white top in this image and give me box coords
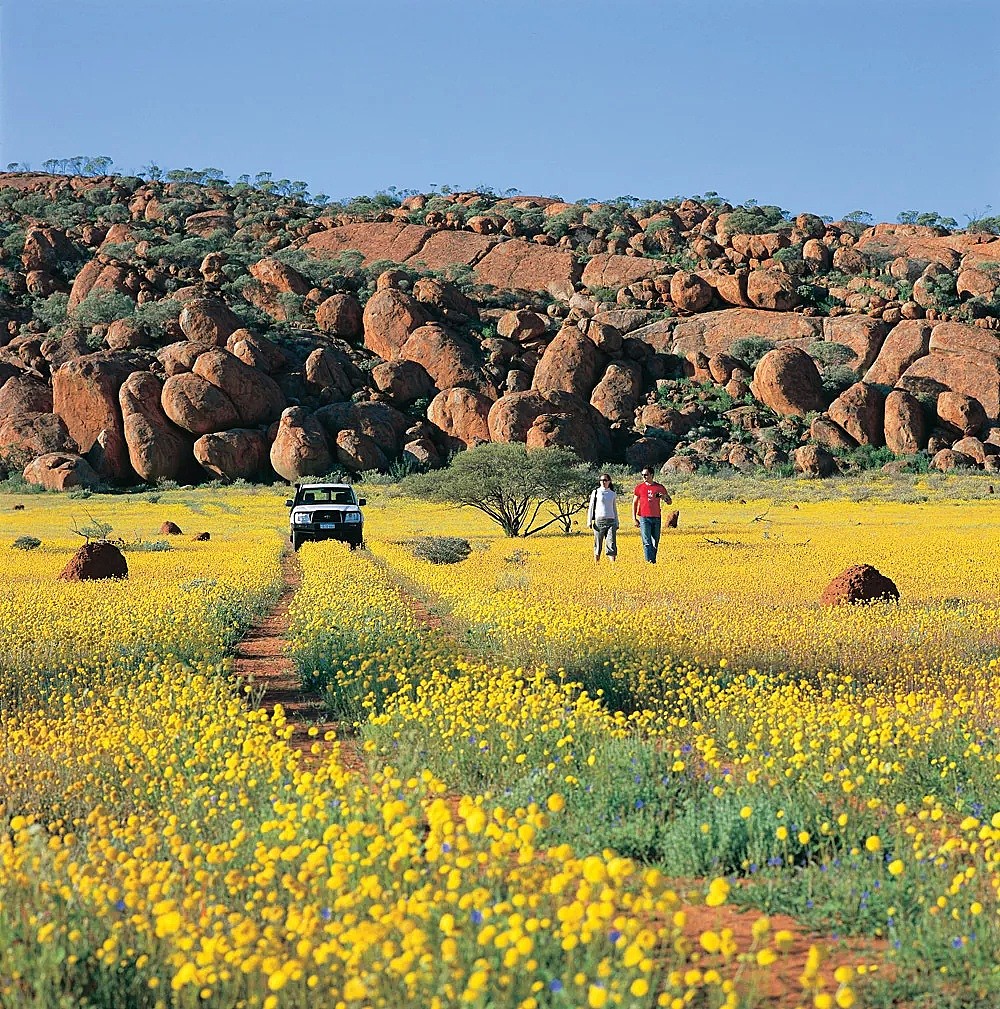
[586,473,619,563]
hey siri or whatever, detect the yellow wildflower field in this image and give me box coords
[1,483,998,1008]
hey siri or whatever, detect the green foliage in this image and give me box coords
[121,538,173,553]
[11,535,41,551]
[729,336,776,367]
[34,292,69,328]
[921,271,960,311]
[896,209,958,230]
[70,289,134,327]
[807,341,854,368]
[964,206,1000,235]
[820,364,858,397]
[724,202,791,235]
[772,243,803,267]
[409,536,472,564]
[132,298,181,337]
[541,206,585,240]
[403,443,593,538]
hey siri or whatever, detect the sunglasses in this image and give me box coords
[600,477,611,483]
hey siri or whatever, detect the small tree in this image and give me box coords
[403,443,593,538]
[524,448,594,535]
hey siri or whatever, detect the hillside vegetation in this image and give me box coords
[1,164,999,488]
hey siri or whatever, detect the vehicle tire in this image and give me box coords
[292,531,304,551]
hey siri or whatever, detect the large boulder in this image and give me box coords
[898,323,1000,418]
[303,221,431,263]
[248,258,310,295]
[883,389,926,454]
[161,372,240,435]
[335,428,386,472]
[193,429,270,481]
[227,330,287,374]
[497,310,547,342]
[525,405,612,463]
[304,347,354,401]
[51,353,136,480]
[67,260,133,311]
[362,289,427,360]
[473,239,580,300]
[58,541,128,581]
[269,407,333,481]
[827,382,884,446]
[936,390,987,437]
[582,254,662,290]
[0,374,52,418]
[809,416,857,451]
[670,308,821,358]
[427,387,492,450]
[488,390,552,443]
[670,271,713,313]
[820,565,899,606]
[315,292,363,340]
[371,359,435,405]
[863,320,933,386]
[157,340,212,376]
[532,329,601,399]
[792,444,835,476]
[751,347,826,417]
[119,372,191,482]
[21,226,76,272]
[178,298,243,346]
[931,447,976,472]
[400,323,484,392]
[351,401,412,455]
[23,452,100,491]
[0,412,76,461]
[821,316,888,374]
[746,269,798,311]
[590,362,643,423]
[192,348,285,427]
[412,277,480,323]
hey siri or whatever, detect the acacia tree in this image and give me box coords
[403,443,594,537]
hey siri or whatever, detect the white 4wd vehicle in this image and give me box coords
[286,483,366,551]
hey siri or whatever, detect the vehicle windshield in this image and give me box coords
[297,487,357,506]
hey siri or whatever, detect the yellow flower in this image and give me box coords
[588,985,608,1008]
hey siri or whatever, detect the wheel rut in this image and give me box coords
[233,550,365,774]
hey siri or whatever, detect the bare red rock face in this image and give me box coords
[820,565,899,606]
[59,541,128,582]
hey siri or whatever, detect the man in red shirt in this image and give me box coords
[632,467,672,563]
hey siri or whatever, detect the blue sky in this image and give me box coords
[1,0,997,223]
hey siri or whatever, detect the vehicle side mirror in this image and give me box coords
[358,498,367,506]
[285,499,293,507]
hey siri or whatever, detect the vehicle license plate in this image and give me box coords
[319,522,337,530]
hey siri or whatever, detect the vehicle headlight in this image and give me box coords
[292,512,310,525]
[344,512,362,524]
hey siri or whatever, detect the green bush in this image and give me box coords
[729,336,776,368]
[725,203,791,235]
[409,536,472,565]
[11,535,41,551]
[71,289,134,326]
[807,341,854,368]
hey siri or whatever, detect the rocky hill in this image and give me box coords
[1,169,999,489]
